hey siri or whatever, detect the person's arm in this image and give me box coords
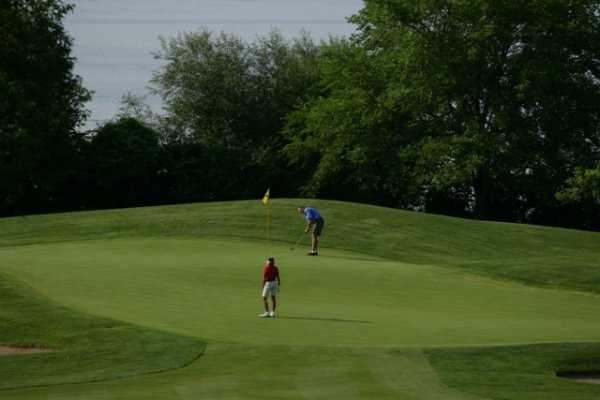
[276,268,281,286]
[305,219,315,233]
[262,267,267,287]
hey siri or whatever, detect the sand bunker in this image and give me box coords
[0,346,54,356]
[556,371,600,385]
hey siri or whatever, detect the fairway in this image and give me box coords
[1,200,600,399]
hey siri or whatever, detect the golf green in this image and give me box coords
[1,200,600,399]
[3,237,600,348]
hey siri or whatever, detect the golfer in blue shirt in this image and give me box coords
[297,206,325,256]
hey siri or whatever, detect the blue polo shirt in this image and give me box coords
[304,207,322,221]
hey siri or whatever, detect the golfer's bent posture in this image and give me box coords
[260,257,281,318]
[298,206,324,256]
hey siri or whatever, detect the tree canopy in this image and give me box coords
[151,29,323,197]
[2,1,600,231]
[0,0,90,215]
[286,0,600,223]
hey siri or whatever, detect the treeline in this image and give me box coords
[2,0,600,230]
[62,30,322,209]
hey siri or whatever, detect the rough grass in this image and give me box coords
[426,343,600,400]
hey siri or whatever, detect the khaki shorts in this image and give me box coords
[262,281,278,298]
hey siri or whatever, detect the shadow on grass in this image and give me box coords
[278,316,373,324]
[320,254,383,262]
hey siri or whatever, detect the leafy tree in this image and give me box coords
[284,38,419,206]
[287,0,600,221]
[0,0,90,215]
[85,118,161,208]
[151,30,321,198]
[151,31,252,147]
[558,167,600,205]
[556,165,600,229]
[351,0,600,220]
[116,93,160,130]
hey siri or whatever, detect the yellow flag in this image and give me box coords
[262,188,270,206]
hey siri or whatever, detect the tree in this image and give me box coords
[0,0,90,215]
[151,30,321,198]
[287,0,600,221]
[284,38,419,206]
[85,118,161,208]
[357,0,600,220]
[555,165,600,229]
[558,167,600,205]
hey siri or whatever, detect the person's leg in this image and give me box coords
[259,291,271,317]
[311,231,317,253]
[311,219,323,254]
[268,295,277,317]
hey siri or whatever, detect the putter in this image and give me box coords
[289,232,306,250]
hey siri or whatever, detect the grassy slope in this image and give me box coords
[1,199,600,399]
[1,199,599,293]
[1,345,481,400]
[427,343,600,400]
[0,274,205,391]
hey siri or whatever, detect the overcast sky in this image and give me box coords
[64,0,364,128]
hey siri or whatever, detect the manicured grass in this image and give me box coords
[2,238,600,348]
[0,199,599,399]
[426,342,600,399]
[6,343,600,399]
[0,273,204,391]
[1,345,477,400]
[2,199,599,293]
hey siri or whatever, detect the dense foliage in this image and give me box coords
[149,30,322,200]
[0,0,90,215]
[2,0,599,230]
[73,31,324,208]
[287,0,600,226]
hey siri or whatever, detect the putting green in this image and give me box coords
[2,237,600,348]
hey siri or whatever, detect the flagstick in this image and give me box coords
[267,203,272,253]
[261,188,271,255]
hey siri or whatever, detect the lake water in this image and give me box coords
[64,0,363,128]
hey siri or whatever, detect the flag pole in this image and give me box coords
[262,188,271,252]
[267,203,271,248]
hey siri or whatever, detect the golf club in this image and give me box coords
[289,232,306,250]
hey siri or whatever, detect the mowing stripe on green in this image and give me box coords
[0,273,205,391]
